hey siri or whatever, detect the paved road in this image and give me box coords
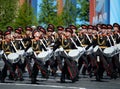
[0,72,120,89]
[0,60,120,89]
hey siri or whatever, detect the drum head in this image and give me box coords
[68,49,80,57]
[17,50,25,55]
[37,51,49,58]
[103,47,114,54]
[8,53,19,60]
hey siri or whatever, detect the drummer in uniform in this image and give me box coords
[31,26,49,84]
[113,23,120,44]
[10,29,24,81]
[0,30,17,82]
[108,24,120,78]
[58,27,78,83]
[97,24,108,47]
[45,25,58,76]
[21,26,33,77]
[75,25,91,75]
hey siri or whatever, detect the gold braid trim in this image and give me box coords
[78,34,83,43]
[32,40,39,51]
[62,37,70,48]
[4,43,10,51]
[97,35,105,46]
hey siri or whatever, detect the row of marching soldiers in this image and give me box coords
[0,23,120,84]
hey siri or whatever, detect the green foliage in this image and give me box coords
[0,0,18,31]
[14,1,38,30]
[77,0,89,24]
[62,0,76,26]
[38,0,76,28]
[39,0,56,27]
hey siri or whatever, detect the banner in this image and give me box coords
[92,0,110,25]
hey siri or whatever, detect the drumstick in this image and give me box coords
[15,39,26,49]
[74,33,83,47]
[20,40,26,49]
[85,34,92,43]
[70,38,78,49]
[107,36,112,46]
[110,35,116,45]
[40,39,47,50]
[11,41,18,52]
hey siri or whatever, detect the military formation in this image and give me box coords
[0,23,120,84]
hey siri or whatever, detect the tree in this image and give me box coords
[38,0,57,27]
[77,0,89,24]
[62,0,77,26]
[0,0,18,31]
[39,0,77,28]
[14,0,38,30]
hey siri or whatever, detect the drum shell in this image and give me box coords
[68,49,81,62]
[8,53,20,63]
[37,51,50,62]
[103,46,116,57]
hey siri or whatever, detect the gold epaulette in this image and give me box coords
[5,52,11,54]
[99,46,107,49]
[65,49,71,52]
[35,51,42,54]
[82,44,88,47]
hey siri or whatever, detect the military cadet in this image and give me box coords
[58,27,78,83]
[21,26,33,77]
[0,30,17,82]
[45,26,58,76]
[83,25,98,78]
[109,24,120,78]
[75,25,90,76]
[10,29,24,81]
[113,23,120,44]
[52,26,65,75]
[31,27,49,84]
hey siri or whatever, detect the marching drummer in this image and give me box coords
[113,23,120,44]
[59,27,78,83]
[21,26,33,77]
[0,30,18,83]
[31,26,49,84]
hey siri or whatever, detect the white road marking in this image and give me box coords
[0,83,86,89]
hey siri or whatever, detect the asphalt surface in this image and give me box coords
[0,61,120,89]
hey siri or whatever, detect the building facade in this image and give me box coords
[90,0,120,25]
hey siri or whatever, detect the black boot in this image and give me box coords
[31,78,37,84]
[60,78,65,83]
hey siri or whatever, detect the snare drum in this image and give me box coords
[17,50,25,56]
[103,46,115,57]
[68,49,80,62]
[8,53,19,63]
[37,51,49,62]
